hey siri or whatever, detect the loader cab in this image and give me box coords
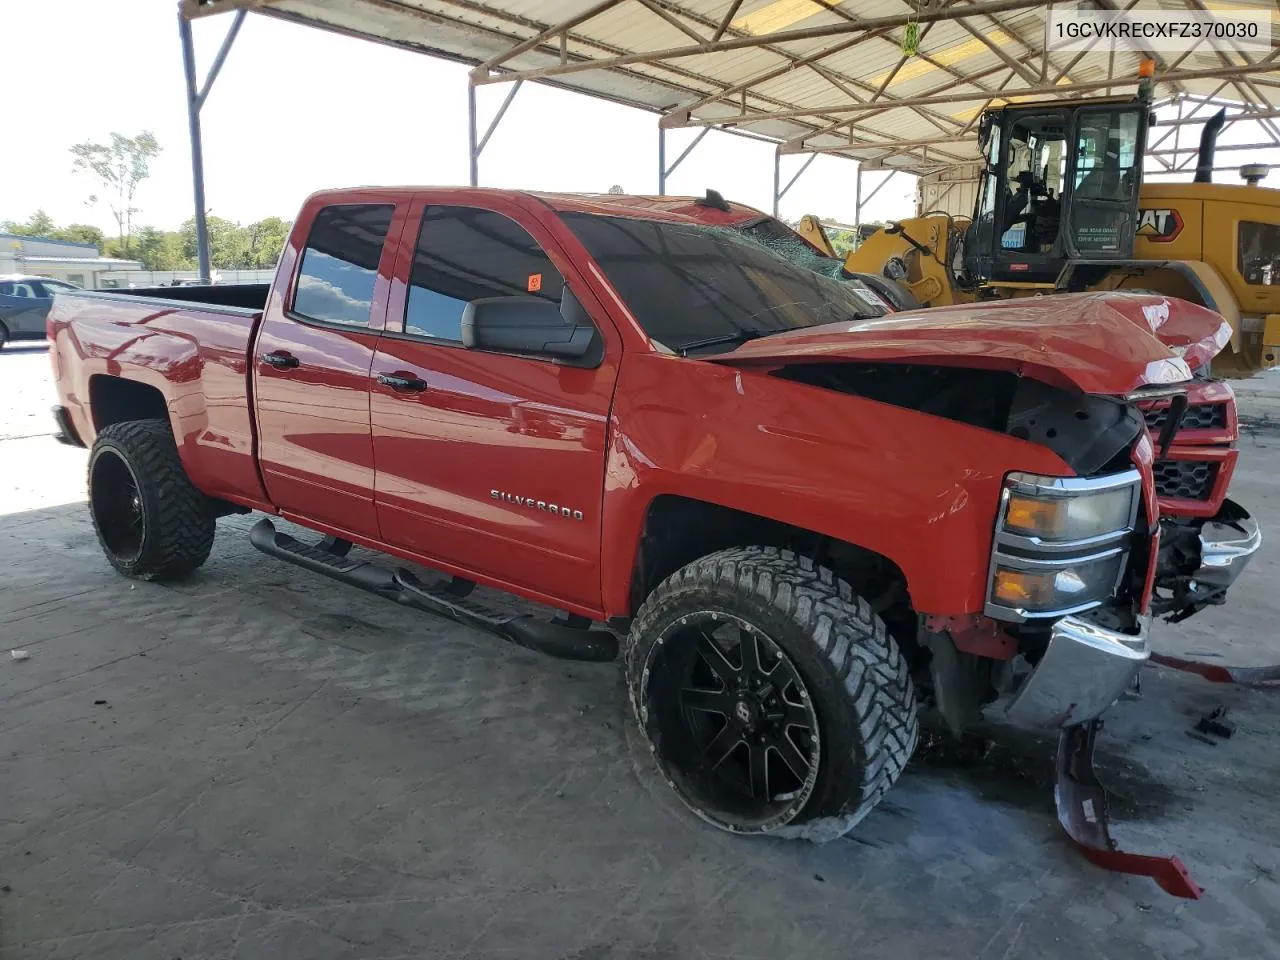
[964,99,1148,286]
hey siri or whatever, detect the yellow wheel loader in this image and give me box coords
[802,90,1280,374]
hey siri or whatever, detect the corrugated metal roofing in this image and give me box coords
[183,0,1279,175]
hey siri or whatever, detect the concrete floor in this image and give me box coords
[3,344,1280,959]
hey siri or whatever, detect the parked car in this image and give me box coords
[0,274,80,347]
[46,188,1242,840]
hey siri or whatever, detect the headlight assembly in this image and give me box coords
[991,550,1127,616]
[1002,473,1138,545]
[987,471,1141,621]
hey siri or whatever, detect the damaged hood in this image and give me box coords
[712,293,1228,396]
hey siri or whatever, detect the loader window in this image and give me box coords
[292,203,393,327]
[1001,115,1066,254]
[401,206,564,343]
[1239,221,1280,286]
[1074,110,1139,201]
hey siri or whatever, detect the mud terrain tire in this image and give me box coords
[626,546,918,834]
[88,419,215,581]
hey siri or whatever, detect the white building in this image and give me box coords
[0,233,142,288]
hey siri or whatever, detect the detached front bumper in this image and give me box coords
[1194,502,1261,590]
[1006,615,1149,727]
[1153,499,1260,622]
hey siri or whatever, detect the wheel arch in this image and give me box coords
[624,494,918,650]
[85,371,212,487]
[88,374,171,432]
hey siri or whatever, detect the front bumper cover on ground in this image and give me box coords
[1056,720,1203,900]
[1006,615,1150,728]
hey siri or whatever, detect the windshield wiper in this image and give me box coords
[677,330,773,356]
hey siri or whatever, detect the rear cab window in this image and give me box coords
[399,205,565,343]
[292,204,394,327]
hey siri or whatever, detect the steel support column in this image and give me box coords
[658,125,710,196]
[854,166,863,232]
[658,126,667,195]
[468,79,523,187]
[772,151,818,217]
[858,170,897,225]
[179,8,246,284]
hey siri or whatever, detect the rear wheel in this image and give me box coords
[88,419,215,580]
[626,546,918,834]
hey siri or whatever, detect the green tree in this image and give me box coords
[244,217,291,269]
[131,226,193,271]
[828,229,857,257]
[3,213,106,249]
[181,215,250,269]
[2,210,57,237]
[607,184,625,194]
[55,224,106,247]
[70,131,161,256]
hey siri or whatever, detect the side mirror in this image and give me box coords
[461,291,597,361]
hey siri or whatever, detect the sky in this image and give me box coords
[0,0,915,235]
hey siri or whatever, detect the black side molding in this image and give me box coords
[248,518,617,662]
[52,406,85,447]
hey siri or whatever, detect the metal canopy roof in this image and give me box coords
[184,0,1279,176]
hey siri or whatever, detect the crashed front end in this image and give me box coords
[984,465,1154,729]
[1141,380,1262,622]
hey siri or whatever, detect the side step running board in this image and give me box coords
[249,518,617,662]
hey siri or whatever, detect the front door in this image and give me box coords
[253,200,404,539]
[369,198,617,610]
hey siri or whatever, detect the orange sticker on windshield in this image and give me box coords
[527,273,543,292]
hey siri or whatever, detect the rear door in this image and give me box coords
[253,198,407,539]
[368,196,618,609]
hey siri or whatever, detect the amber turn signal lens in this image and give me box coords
[992,568,1055,607]
[1004,494,1067,538]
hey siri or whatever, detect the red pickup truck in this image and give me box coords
[47,187,1256,840]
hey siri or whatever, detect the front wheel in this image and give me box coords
[626,546,918,834]
[88,419,215,581]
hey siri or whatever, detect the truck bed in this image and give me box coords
[48,287,271,508]
[73,283,270,313]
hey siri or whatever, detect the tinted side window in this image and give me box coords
[402,206,564,342]
[292,204,393,327]
[0,282,11,296]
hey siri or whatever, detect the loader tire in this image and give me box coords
[626,546,918,834]
[88,419,215,581]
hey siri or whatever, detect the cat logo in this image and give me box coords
[1137,208,1184,242]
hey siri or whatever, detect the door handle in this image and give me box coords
[261,351,299,369]
[377,372,428,392]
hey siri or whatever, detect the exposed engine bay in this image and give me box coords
[772,363,1143,475]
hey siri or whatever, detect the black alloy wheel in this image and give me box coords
[90,448,146,563]
[644,612,821,829]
